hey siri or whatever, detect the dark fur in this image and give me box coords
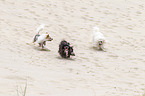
[33,34,40,42]
[58,40,75,58]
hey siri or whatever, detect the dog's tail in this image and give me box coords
[36,24,45,34]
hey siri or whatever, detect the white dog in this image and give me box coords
[92,26,105,50]
[33,24,53,49]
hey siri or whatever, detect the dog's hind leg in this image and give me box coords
[38,43,41,47]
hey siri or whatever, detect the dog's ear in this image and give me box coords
[46,34,49,38]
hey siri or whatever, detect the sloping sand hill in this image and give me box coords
[0,0,145,96]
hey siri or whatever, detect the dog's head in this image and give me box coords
[46,34,53,41]
[64,46,75,57]
[98,40,104,45]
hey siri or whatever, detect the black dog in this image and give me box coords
[58,40,75,58]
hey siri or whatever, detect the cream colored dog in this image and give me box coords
[92,26,105,50]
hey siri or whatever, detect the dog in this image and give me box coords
[33,24,53,49]
[92,26,105,50]
[58,40,75,58]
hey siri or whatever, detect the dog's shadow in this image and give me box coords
[26,42,51,52]
[92,47,106,52]
[56,56,75,61]
[33,46,51,52]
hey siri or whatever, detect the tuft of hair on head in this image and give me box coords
[93,26,100,32]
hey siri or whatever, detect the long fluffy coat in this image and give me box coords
[92,26,105,50]
[58,40,75,58]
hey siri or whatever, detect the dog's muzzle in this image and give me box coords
[49,38,53,41]
[47,37,53,41]
[99,41,103,45]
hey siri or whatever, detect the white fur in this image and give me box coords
[92,26,105,50]
[36,34,48,44]
[35,24,48,44]
[36,24,45,33]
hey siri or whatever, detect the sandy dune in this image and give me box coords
[0,0,145,96]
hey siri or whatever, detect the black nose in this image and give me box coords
[99,41,102,45]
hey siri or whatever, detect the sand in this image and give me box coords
[0,0,145,96]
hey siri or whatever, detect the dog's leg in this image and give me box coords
[96,43,100,50]
[39,43,41,47]
[41,41,47,49]
[59,45,63,54]
[58,45,61,53]
[100,45,106,51]
[43,41,46,49]
[41,42,44,49]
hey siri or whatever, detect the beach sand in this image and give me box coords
[0,0,145,96]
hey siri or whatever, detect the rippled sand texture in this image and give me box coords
[0,0,145,96]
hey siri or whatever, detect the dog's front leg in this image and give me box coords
[41,41,47,49]
[41,42,44,49]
